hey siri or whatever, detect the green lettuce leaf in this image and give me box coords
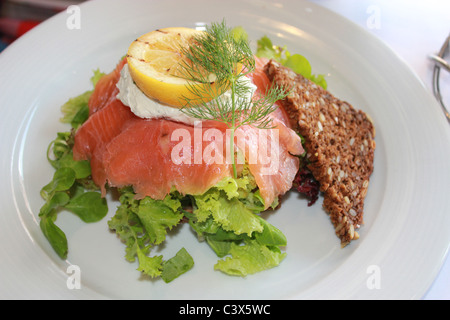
[136,196,183,245]
[39,68,108,261]
[256,35,327,89]
[40,213,69,259]
[90,68,106,87]
[161,248,195,283]
[214,239,286,277]
[108,188,193,281]
[59,69,105,128]
[136,249,163,278]
[107,189,142,262]
[194,190,262,236]
[38,165,107,259]
[190,169,281,234]
[64,191,108,223]
[254,215,287,247]
[59,91,91,128]
[186,172,288,277]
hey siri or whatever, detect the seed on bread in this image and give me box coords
[264,60,376,246]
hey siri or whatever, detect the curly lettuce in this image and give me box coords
[108,167,287,281]
[185,170,287,277]
[108,189,193,282]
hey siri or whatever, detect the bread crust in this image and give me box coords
[265,60,376,246]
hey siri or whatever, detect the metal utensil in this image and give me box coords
[429,33,450,123]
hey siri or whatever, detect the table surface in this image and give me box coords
[309,0,450,300]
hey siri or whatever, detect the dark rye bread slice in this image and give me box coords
[264,60,376,247]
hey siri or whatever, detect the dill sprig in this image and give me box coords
[178,21,289,178]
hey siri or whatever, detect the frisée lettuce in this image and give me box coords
[107,187,193,282]
[108,166,286,281]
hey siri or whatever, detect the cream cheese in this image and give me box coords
[116,65,198,125]
[116,64,257,125]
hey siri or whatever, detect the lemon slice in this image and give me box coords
[126,27,213,108]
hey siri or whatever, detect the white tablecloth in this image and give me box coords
[309,0,450,300]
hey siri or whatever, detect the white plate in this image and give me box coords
[1,0,450,300]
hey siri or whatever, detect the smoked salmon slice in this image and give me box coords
[102,119,232,199]
[240,56,303,207]
[73,98,138,193]
[72,57,303,208]
[234,120,302,209]
[88,58,127,115]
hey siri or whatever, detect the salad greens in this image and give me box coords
[39,70,108,259]
[255,35,327,89]
[106,165,286,281]
[108,188,192,281]
[39,29,325,283]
